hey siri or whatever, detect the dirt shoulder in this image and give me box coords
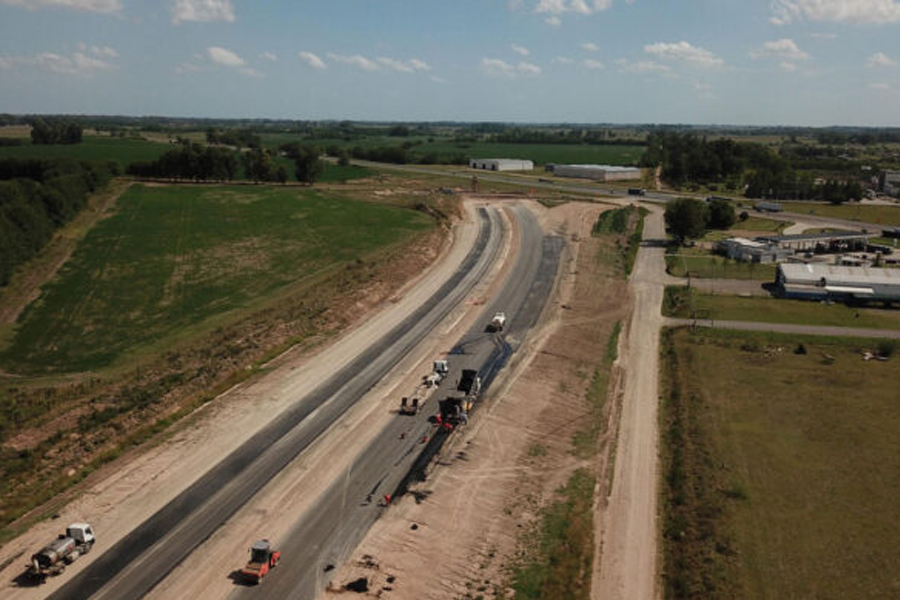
[325,200,629,599]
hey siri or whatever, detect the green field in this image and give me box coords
[0,136,169,166]
[0,185,432,373]
[665,254,777,280]
[662,327,900,599]
[781,202,900,227]
[700,216,789,242]
[663,286,900,329]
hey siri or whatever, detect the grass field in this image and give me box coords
[665,254,777,280]
[663,286,900,329]
[781,202,900,227]
[0,136,169,166]
[661,327,900,599]
[700,216,789,242]
[0,185,432,373]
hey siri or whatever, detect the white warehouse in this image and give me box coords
[547,164,642,182]
[469,158,534,172]
[776,263,900,303]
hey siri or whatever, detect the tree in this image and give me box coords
[293,146,324,184]
[706,199,736,229]
[275,164,288,185]
[242,148,272,183]
[665,198,708,245]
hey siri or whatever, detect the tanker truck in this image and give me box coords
[28,522,95,582]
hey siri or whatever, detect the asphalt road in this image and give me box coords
[49,207,505,600]
[666,317,900,339]
[234,205,564,600]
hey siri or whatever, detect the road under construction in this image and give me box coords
[40,202,563,600]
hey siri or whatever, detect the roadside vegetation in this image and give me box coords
[660,327,900,599]
[664,286,900,329]
[592,205,648,276]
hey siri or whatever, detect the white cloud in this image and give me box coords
[0,0,121,13]
[430,75,449,84]
[535,0,612,15]
[616,59,672,74]
[750,38,810,60]
[172,0,235,25]
[299,51,326,70]
[376,57,432,73]
[35,51,116,74]
[771,0,900,25]
[517,61,542,75]
[583,58,604,69]
[867,52,897,67]
[581,42,599,52]
[554,56,575,64]
[809,32,839,40]
[545,15,562,25]
[207,46,244,67]
[327,53,380,71]
[479,58,541,77]
[644,41,724,68]
[869,82,891,90]
[780,61,798,71]
[512,44,530,57]
[260,52,277,62]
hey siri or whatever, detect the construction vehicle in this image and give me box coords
[240,539,281,584]
[439,369,482,426]
[489,312,507,332]
[28,523,95,581]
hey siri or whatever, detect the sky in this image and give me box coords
[1,0,900,126]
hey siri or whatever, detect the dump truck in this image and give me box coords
[439,368,482,426]
[489,312,507,332]
[241,539,281,584]
[28,523,95,581]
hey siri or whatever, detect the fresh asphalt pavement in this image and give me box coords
[233,204,564,600]
[49,208,504,600]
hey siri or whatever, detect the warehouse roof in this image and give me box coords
[758,231,870,243]
[779,263,900,286]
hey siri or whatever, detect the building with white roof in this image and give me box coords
[469,158,534,172]
[546,164,642,182]
[776,263,900,303]
[716,237,793,263]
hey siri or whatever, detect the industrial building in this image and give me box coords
[882,170,900,197]
[776,263,900,303]
[545,164,642,182]
[716,237,793,263]
[756,231,871,253]
[469,158,534,172]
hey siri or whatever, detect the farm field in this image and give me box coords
[0,184,432,373]
[665,254,777,280]
[0,135,171,166]
[661,327,900,599]
[663,286,900,329]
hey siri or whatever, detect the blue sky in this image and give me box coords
[1,0,900,125]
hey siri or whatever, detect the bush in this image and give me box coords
[877,340,896,358]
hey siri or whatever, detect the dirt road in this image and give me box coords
[594,206,666,600]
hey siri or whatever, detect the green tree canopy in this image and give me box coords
[665,198,709,245]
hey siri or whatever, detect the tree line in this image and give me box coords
[0,158,117,285]
[29,118,83,145]
[127,141,324,184]
[642,131,864,203]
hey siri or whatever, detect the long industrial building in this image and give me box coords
[546,164,642,182]
[757,231,871,253]
[776,263,900,303]
[469,158,534,172]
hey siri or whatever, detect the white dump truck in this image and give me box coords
[29,522,95,581]
[490,312,507,332]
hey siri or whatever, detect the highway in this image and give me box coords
[235,204,563,600]
[48,207,507,600]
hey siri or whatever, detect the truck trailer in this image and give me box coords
[28,523,95,581]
